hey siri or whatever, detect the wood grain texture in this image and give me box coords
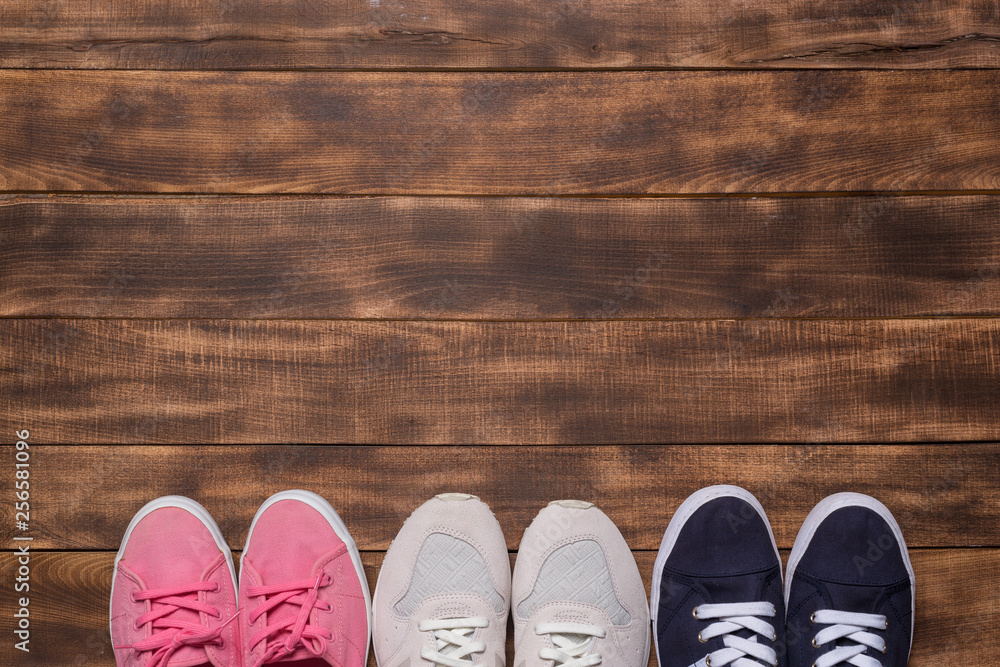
[1,445,996,549]
[5,194,1000,319]
[1,0,999,70]
[4,70,1000,194]
[3,319,1000,444]
[1,549,995,666]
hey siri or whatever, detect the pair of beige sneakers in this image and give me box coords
[373,494,650,667]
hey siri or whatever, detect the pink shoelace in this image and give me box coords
[247,571,336,667]
[116,579,233,667]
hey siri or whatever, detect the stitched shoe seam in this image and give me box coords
[663,563,778,579]
[884,594,910,646]
[793,569,912,588]
[655,584,696,637]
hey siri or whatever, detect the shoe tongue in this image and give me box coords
[560,632,593,648]
[251,541,340,660]
[424,603,483,662]
[435,619,480,660]
[257,572,330,666]
[270,648,327,665]
[542,609,603,661]
[158,621,212,667]
[439,638,467,660]
[262,601,323,665]
[692,588,774,651]
[136,567,213,667]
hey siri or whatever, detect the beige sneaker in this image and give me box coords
[512,501,650,667]
[373,493,510,667]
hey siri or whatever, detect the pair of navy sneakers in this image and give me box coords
[651,486,915,667]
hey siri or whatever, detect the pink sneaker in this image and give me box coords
[239,490,372,667]
[110,496,240,667]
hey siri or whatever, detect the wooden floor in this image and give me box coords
[2,0,1000,665]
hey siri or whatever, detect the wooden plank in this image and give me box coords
[1,445,996,549]
[3,70,1000,194]
[1,0,999,70]
[5,194,1000,319]
[3,319,1000,444]
[1,549,994,666]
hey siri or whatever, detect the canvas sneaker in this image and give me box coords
[373,493,510,667]
[239,490,372,667]
[512,500,650,667]
[784,493,915,667]
[110,496,240,667]
[650,485,783,667]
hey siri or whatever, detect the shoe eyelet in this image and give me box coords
[130,592,138,603]
[771,633,777,642]
[217,640,225,649]
[881,645,887,654]
[705,657,712,667]
[698,631,707,643]
[811,638,819,648]
[809,612,816,623]
[213,583,220,592]
[692,607,700,619]
[132,620,140,631]
[883,619,888,630]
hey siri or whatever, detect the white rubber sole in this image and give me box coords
[784,492,916,654]
[649,485,780,666]
[241,489,373,662]
[109,495,237,646]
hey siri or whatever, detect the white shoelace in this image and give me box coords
[418,617,489,667]
[535,622,606,667]
[693,602,778,667]
[810,609,887,667]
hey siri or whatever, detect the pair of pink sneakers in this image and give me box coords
[110,491,371,667]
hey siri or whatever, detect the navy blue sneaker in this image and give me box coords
[651,485,783,667]
[785,493,915,667]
